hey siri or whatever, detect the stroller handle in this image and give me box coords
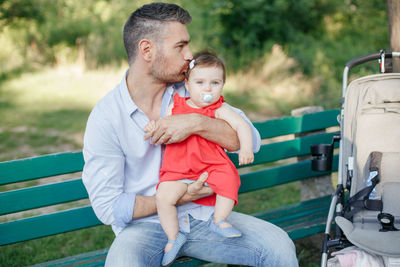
[342,51,400,96]
[346,51,399,70]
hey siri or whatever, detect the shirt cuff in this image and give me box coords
[113,192,136,228]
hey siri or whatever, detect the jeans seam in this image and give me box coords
[147,248,164,267]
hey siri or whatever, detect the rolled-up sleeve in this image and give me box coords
[223,103,261,153]
[112,192,136,228]
[82,107,132,226]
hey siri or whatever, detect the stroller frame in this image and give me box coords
[317,51,400,267]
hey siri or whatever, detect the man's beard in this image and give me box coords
[150,51,186,83]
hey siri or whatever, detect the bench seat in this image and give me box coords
[30,196,331,267]
[1,109,340,266]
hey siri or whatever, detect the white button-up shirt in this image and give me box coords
[82,71,261,235]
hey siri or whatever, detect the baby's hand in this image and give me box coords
[239,150,254,165]
[144,120,156,135]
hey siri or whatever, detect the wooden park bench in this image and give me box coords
[0,109,339,266]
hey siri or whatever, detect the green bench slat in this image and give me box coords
[0,179,88,215]
[238,155,338,193]
[0,206,101,245]
[30,248,109,267]
[0,156,338,245]
[229,131,338,167]
[253,196,330,240]
[1,132,337,215]
[0,155,336,220]
[30,250,208,267]
[252,195,331,222]
[0,110,339,186]
[253,109,339,139]
[0,158,338,246]
[0,151,84,185]
[173,258,209,267]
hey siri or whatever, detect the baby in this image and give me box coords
[144,52,254,266]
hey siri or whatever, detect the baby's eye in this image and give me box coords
[196,81,203,84]
[211,81,220,85]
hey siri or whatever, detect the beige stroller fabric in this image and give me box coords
[336,73,400,258]
[341,73,400,193]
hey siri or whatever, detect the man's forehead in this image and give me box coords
[163,21,190,44]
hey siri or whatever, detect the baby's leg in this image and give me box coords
[210,194,241,238]
[214,194,235,227]
[156,181,188,252]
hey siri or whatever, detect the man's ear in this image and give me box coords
[138,39,153,62]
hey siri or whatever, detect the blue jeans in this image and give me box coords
[105,212,298,267]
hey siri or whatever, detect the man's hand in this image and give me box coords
[143,113,240,151]
[177,172,214,205]
[143,114,199,145]
[143,120,156,135]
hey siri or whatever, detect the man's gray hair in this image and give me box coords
[123,2,192,65]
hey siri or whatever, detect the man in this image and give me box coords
[82,2,298,266]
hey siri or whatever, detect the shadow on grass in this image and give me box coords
[33,108,92,133]
[0,108,92,161]
[0,65,39,85]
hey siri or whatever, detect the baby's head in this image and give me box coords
[185,52,226,107]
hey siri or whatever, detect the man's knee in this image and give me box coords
[261,234,298,266]
[228,212,298,267]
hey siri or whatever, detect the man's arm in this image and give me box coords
[132,172,212,219]
[143,102,261,153]
[144,113,240,151]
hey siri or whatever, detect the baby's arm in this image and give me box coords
[215,105,254,165]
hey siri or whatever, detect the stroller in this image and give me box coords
[311,50,400,267]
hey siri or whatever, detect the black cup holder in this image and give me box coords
[311,143,334,171]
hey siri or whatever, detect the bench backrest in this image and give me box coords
[0,109,339,246]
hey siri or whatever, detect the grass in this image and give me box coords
[0,65,124,161]
[0,63,323,266]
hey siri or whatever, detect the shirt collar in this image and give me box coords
[120,70,138,116]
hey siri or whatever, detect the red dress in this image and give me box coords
[159,94,240,206]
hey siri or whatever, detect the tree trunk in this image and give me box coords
[387,0,400,72]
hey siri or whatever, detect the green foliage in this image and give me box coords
[0,0,46,25]
[0,0,391,109]
[209,0,333,69]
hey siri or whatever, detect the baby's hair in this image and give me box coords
[186,51,226,83]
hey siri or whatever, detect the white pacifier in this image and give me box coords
[201,92,214,103]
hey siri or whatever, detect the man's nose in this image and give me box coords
[184,47,193,61]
